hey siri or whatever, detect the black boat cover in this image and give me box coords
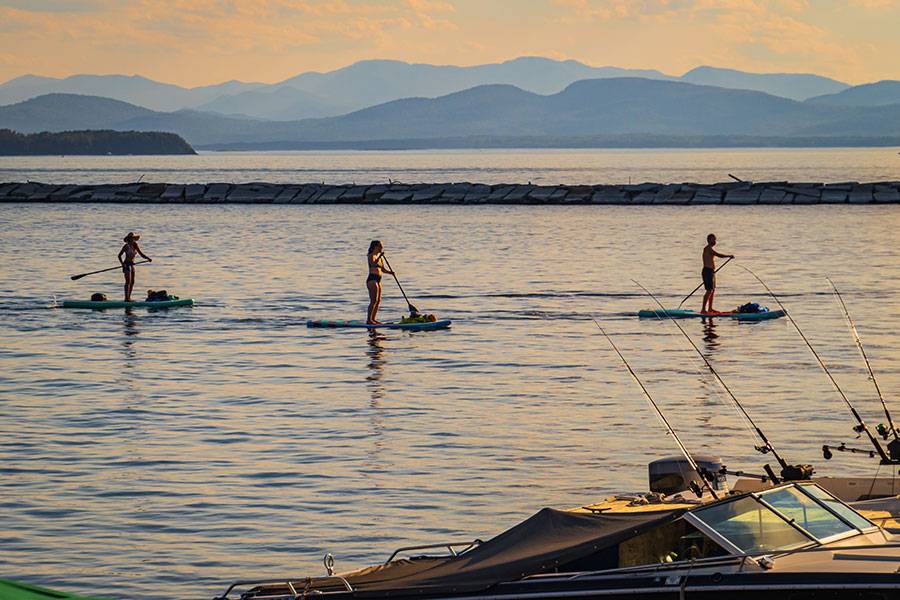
[343,507,683,595]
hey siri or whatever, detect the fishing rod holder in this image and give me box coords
[823,440,900,464]
[717,462,814,484]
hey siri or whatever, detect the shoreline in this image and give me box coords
[2,180,899,205]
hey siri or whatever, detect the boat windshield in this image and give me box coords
[686,484,874,555]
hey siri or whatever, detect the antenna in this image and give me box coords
[738,265,891,464]
[633,280,813,482]
[593,319,720,499]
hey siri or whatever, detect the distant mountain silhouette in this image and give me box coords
[278,79,835,141]
[682,66,849,101]
[198,85,352,120]
[807,80,900,107]
[1,58,858,121]
[0,93,154,132]
[0,74,262,111]
[4,80,899,148]
[194,57,673,120]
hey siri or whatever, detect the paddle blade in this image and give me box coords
[70,273,87,280]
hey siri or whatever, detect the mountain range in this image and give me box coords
[4,77,900,150]
[0,58,863,121]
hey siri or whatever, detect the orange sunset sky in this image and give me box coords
[1,0,899,86]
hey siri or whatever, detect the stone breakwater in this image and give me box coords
[2,180,900,205]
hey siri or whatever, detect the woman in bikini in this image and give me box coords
[118,232,151,301]
[366,240,394,324]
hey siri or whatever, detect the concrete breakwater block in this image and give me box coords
[1,180,899,205]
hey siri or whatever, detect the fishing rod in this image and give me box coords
[825,278,900,462]
[738,265,893,465]
[593,319,720,499]
[634,280,814,483]
[828,278,898,440]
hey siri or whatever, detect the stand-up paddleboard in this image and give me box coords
[637,308,786,321]
[307,319,451,331]
[61,298,194,309]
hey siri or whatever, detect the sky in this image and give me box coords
[1,0,899,87]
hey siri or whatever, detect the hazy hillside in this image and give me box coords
[807,81,900,107]
[0,93,154,132]
[194,57,673,120]
[4,80,899,148]
[280,79,829,142]
[2,57,857,121]
[198,85,352,120]
[0,74,262,111]
[682,66,849,101]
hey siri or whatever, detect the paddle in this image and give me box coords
[70,260,150,281]
[677,256,733,308]
[380,254,420,317]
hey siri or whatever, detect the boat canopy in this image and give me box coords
[341,507,682,593]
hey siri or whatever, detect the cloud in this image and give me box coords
[0,0,897,85]
[847,0,898,7]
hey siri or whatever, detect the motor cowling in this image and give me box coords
[649,456,727,496]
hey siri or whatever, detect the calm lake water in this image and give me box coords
[1,150,900,599]
[0,147,899,185]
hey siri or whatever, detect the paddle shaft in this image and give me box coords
[380,254,419,314]
[677,256,733,308]
[71,260,150,280]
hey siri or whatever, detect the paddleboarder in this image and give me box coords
[118,232,151,302]
[366,240,394,324]
[701,234,734,314]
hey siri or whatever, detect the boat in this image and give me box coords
[637,308,786,320]
[215,481,900,600]
[307,319,451,331]
[60,298,194,309]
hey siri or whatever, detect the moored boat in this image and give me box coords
[215,481,900,600]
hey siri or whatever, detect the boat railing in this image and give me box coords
[213,576,353,600]
[384,539,483,564]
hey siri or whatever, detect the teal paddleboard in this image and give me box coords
[307,319,451,331]
[638,308,785,321]
[61,298,194,309]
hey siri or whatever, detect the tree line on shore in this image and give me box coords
[0,129,195,155]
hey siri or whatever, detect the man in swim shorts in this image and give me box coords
[701,233,734,314]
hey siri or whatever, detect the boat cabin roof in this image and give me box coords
[684,482,877,556]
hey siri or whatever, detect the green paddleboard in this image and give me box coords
[61,298,194,309]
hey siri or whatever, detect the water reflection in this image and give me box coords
[365,331,387,465]
[121,308,140,367]
[702,318,720,355]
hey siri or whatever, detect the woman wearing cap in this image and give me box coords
[118,232,151,301]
